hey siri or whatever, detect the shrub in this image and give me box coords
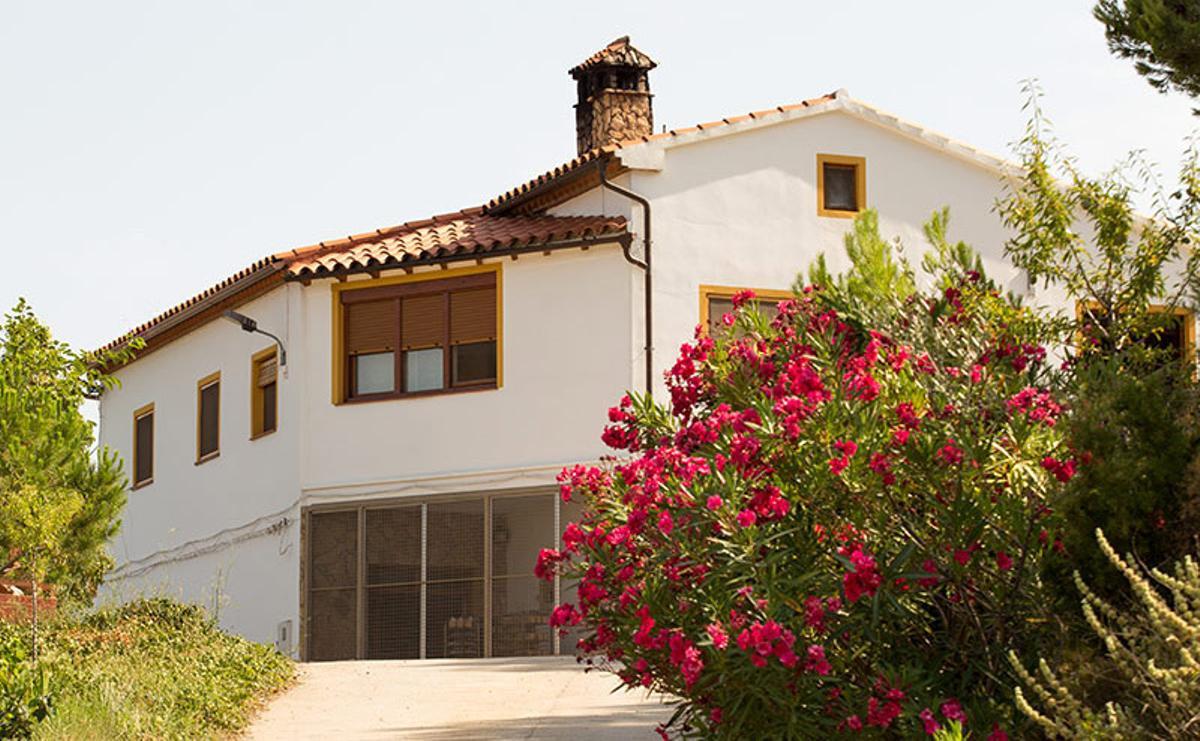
[0,598,292,739]
[543,232,1075,738]
[1051,357,1200,600]
[1010,529,1200,739]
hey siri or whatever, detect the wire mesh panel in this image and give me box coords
[491,494,555,656]
[366,585,420,659]
[426,500,484,582]
[365,506,422,659]
[308,510,359,661]
[426,580,484,658]
[426,499,485,658]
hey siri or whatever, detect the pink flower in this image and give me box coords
[936,439,965,466]
[954,549,972,566]
[920,708,941,735]
[736,509,757,527]
[657,510,674,536]
[804,644,831,675]
[996,551,1013,571]
[988,724,1009,741]
[706,622,729,650]
[845,715,863,731]
[710,707,724,725]
[841,544,883,602]
[731,289,757,308]
[548,603,581,629]
[918,559,939,588]
[705,495,723,510]
[940,698,966,724]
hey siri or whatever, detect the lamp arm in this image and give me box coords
[253,328,287,369]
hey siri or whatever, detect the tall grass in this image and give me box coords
[1,598,293,739]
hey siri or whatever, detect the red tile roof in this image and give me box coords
[98,211,627,359]
[283,210,627,278]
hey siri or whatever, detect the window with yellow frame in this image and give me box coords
[699,285,794,338]
[1076,301,1196,361]
[817,154,866,218]
[330,263,503,404]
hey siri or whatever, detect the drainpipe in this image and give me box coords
[598,160,654,399]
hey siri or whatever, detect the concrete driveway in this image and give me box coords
[246,657,673,740]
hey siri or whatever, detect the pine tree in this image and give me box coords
[1095,1,1200,113]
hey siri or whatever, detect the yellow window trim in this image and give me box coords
[131,402,154,490]
[816,153,866,219]
[698,284,794,336]
[329,263,504,405]
[250,345,278,440]
[1075,300,1197,359]
[195,370,221,464]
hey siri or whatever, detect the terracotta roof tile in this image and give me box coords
[570,36,656,76]
[99,211,626,358]
[285,211,626,278]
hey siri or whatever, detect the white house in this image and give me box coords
[94,37,1191,661]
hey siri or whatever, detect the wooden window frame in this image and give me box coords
[1075,301,1196,360]
[195,371,221,464]
[699,284,794,336]
[331,264,503,405]
[251,346,279,440]
[817,154,866,218]
[131,402,154,490]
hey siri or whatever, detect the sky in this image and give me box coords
[1,0,1197,354]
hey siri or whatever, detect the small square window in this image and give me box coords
[818,155,865,217]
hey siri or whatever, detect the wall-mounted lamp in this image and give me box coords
[223,310,288,372]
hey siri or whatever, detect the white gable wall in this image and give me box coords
[622,109,1025,396]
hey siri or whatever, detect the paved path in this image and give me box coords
[247,657,673,740]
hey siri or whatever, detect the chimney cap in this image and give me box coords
[569,36,657,78]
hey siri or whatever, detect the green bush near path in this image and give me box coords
[0,598,293,740]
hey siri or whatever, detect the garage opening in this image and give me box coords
[305,490,583,661]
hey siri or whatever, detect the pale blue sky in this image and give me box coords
[1,1,1195,352]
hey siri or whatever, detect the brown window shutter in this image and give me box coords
[345,300,398,355]
[401,294,446,350]
[256,355,278,388]
[199,382,220,457]
[450,287,497,345]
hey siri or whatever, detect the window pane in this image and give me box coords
[405,348,444,393]
[199,382,219,457]
[708,297,736,337]
[135,413,153,484]
[261,381,277,433]
[354,351,395,395]
[452,341,497,386]
[823,163,858,211]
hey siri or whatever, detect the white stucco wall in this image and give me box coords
[626,109,1026,396]
[98,284,304,645]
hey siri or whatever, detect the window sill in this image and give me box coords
[131,479,154,491]
[817,207,861,219]
[250,429,277,441]
[340,382,499,405]
[195,451,220,466]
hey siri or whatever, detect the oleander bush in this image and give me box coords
[1010,529,1200,739]
[540,221,1075,738]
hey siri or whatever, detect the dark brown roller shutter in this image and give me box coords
[401,294,445,350]
[450,288,496,345]
[199,381,220,458]
[345,299,397,354]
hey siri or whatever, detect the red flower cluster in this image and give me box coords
[840,544,883,603]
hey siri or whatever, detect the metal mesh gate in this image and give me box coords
[305,490,570,661]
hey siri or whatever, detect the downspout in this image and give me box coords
[597,160,654,399]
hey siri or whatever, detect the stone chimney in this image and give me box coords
[569,36,656,154]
